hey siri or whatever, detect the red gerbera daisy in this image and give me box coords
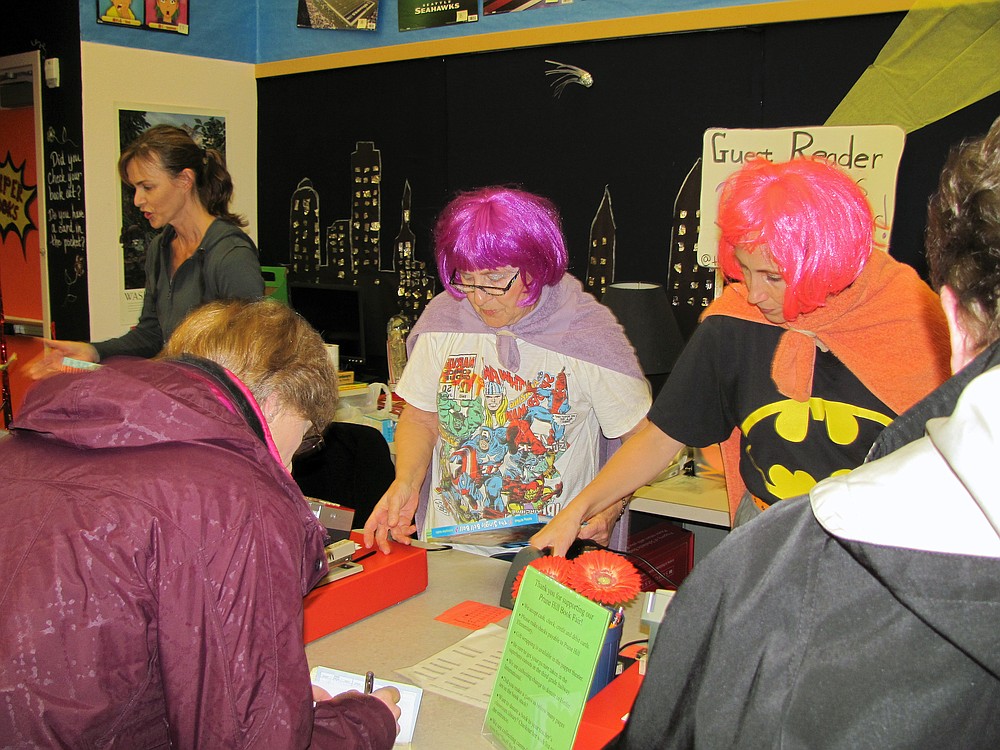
[567,549,641,607]
[510,555,576,601]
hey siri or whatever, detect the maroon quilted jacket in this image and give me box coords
[0,357,395,749]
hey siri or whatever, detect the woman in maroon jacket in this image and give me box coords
[0,299,399,748]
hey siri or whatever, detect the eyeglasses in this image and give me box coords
[449,270,520,297]
[293,426,325,460]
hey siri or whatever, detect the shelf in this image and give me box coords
[630,473,730,529]
[3,317,45,337]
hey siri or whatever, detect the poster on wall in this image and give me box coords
[97,0,143,27]
[0,111,41,326]
[398,0,477,31]
[97,1,189,34]
[297,0,379,30]
[116,108,226,324]
[699,125,906,268]
[484,0,572,16]
[145,0,189,35]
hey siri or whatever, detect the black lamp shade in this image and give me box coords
[602,282,685,376]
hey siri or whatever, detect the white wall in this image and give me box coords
[80,41,256,340]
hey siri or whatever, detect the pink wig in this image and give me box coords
[435,187,569,306]
[716,157,874,320]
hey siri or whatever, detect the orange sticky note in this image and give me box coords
[435,600,510,629]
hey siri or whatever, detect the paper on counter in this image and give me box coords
[397,622,508,709]
[435,599,510,629]
[311,666,422,744]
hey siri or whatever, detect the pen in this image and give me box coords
[364,670,375,694]
[611,606,624,628]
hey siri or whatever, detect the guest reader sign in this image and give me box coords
[699,125,906,268]
[484,567,611,750]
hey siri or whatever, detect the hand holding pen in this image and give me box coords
[312,671,402,735]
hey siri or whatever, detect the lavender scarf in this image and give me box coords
[407,275,644,380]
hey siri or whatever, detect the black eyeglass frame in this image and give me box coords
[293,426,326,460]
[449,270,520,297]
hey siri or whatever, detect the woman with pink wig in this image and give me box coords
[533,157,952,555]
[364,187,651,557]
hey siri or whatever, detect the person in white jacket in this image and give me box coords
[614,115,1000,750]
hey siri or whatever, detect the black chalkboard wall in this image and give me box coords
[257,11,1000,378]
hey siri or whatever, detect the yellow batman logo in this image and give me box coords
[758,465,853,500]
[742,398,892,500]
[743,398,892,444]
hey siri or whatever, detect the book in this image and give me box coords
[338,381,369,393]
[60,357,101,373]
[310,666,423,744]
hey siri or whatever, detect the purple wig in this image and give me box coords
[717,157,874,320]
[434,187,569,306]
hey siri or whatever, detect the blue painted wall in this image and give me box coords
[79,1,770,64]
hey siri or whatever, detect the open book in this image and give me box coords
[311,666,423,744]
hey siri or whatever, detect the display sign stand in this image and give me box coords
[483,567,613,750]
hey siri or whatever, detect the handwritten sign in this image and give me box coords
[699,125,906,268]
[484,567,611,750]
[45,136,86,259]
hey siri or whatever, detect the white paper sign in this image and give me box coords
[699,125,906,268]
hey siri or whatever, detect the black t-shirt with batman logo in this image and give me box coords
[650,316,895,506]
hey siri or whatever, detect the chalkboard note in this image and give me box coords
[44,126,89,340]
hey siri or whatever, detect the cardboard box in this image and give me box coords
[627,520,693,592]
[303,532,428,642]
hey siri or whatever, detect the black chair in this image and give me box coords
[292,422,395,530]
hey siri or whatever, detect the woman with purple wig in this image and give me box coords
[363,187,651,556]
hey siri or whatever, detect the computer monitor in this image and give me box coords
[288,283,366,370]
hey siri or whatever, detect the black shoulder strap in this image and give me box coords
[174,355,267,445]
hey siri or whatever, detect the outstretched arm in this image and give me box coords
[24,339,100,380]
[575,417,653,546]
[531,421,685,557]
[363,404,439,554]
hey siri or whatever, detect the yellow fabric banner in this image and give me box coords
[827,0,1000,133]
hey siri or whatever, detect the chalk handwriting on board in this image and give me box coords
[46,126,87,306]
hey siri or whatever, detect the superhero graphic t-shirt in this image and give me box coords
[650,316,895,506]
[398,331,650,549]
